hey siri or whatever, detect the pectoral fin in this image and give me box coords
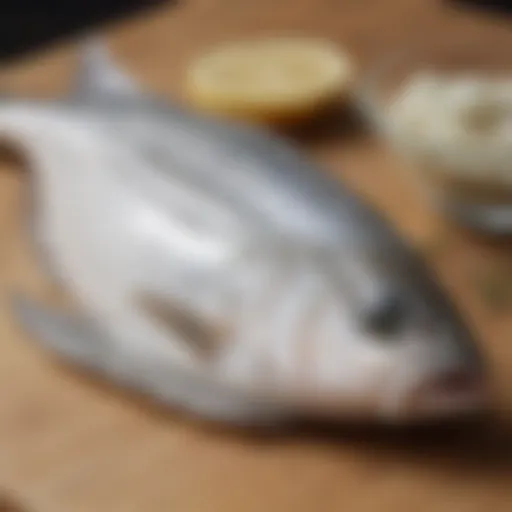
[138,293,226,359]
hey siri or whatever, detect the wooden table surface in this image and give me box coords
[0,1,512,511]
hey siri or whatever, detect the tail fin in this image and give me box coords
[70,35,141,99]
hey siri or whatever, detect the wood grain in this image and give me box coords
[0,1,511,511]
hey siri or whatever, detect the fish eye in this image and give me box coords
[362,292,405,337]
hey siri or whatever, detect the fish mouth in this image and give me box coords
[404,368,489,422]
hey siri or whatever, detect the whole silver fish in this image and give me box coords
[5,39,487,426]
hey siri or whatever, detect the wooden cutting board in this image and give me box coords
[0,1,511,511]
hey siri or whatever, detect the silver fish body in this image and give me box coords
[5,39,487,426]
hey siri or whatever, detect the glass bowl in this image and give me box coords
[358,34,512,236]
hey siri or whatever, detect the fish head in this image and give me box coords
[305,247,489,424]
[219,243,488,425]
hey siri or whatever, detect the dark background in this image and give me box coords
[453,0,512,10]
[450,0,512,13]
[0,0,167,63]
[0,0,509,63]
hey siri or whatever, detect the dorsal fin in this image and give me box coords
[70,36,142,99]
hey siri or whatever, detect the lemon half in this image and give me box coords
[185,37,354,125]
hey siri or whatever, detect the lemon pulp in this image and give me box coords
[185,37,354,125]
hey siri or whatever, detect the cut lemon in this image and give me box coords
[184,37,354,126]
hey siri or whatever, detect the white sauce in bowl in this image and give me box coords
[384,72,512,189]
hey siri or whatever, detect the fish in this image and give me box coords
[4,37,488,427]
